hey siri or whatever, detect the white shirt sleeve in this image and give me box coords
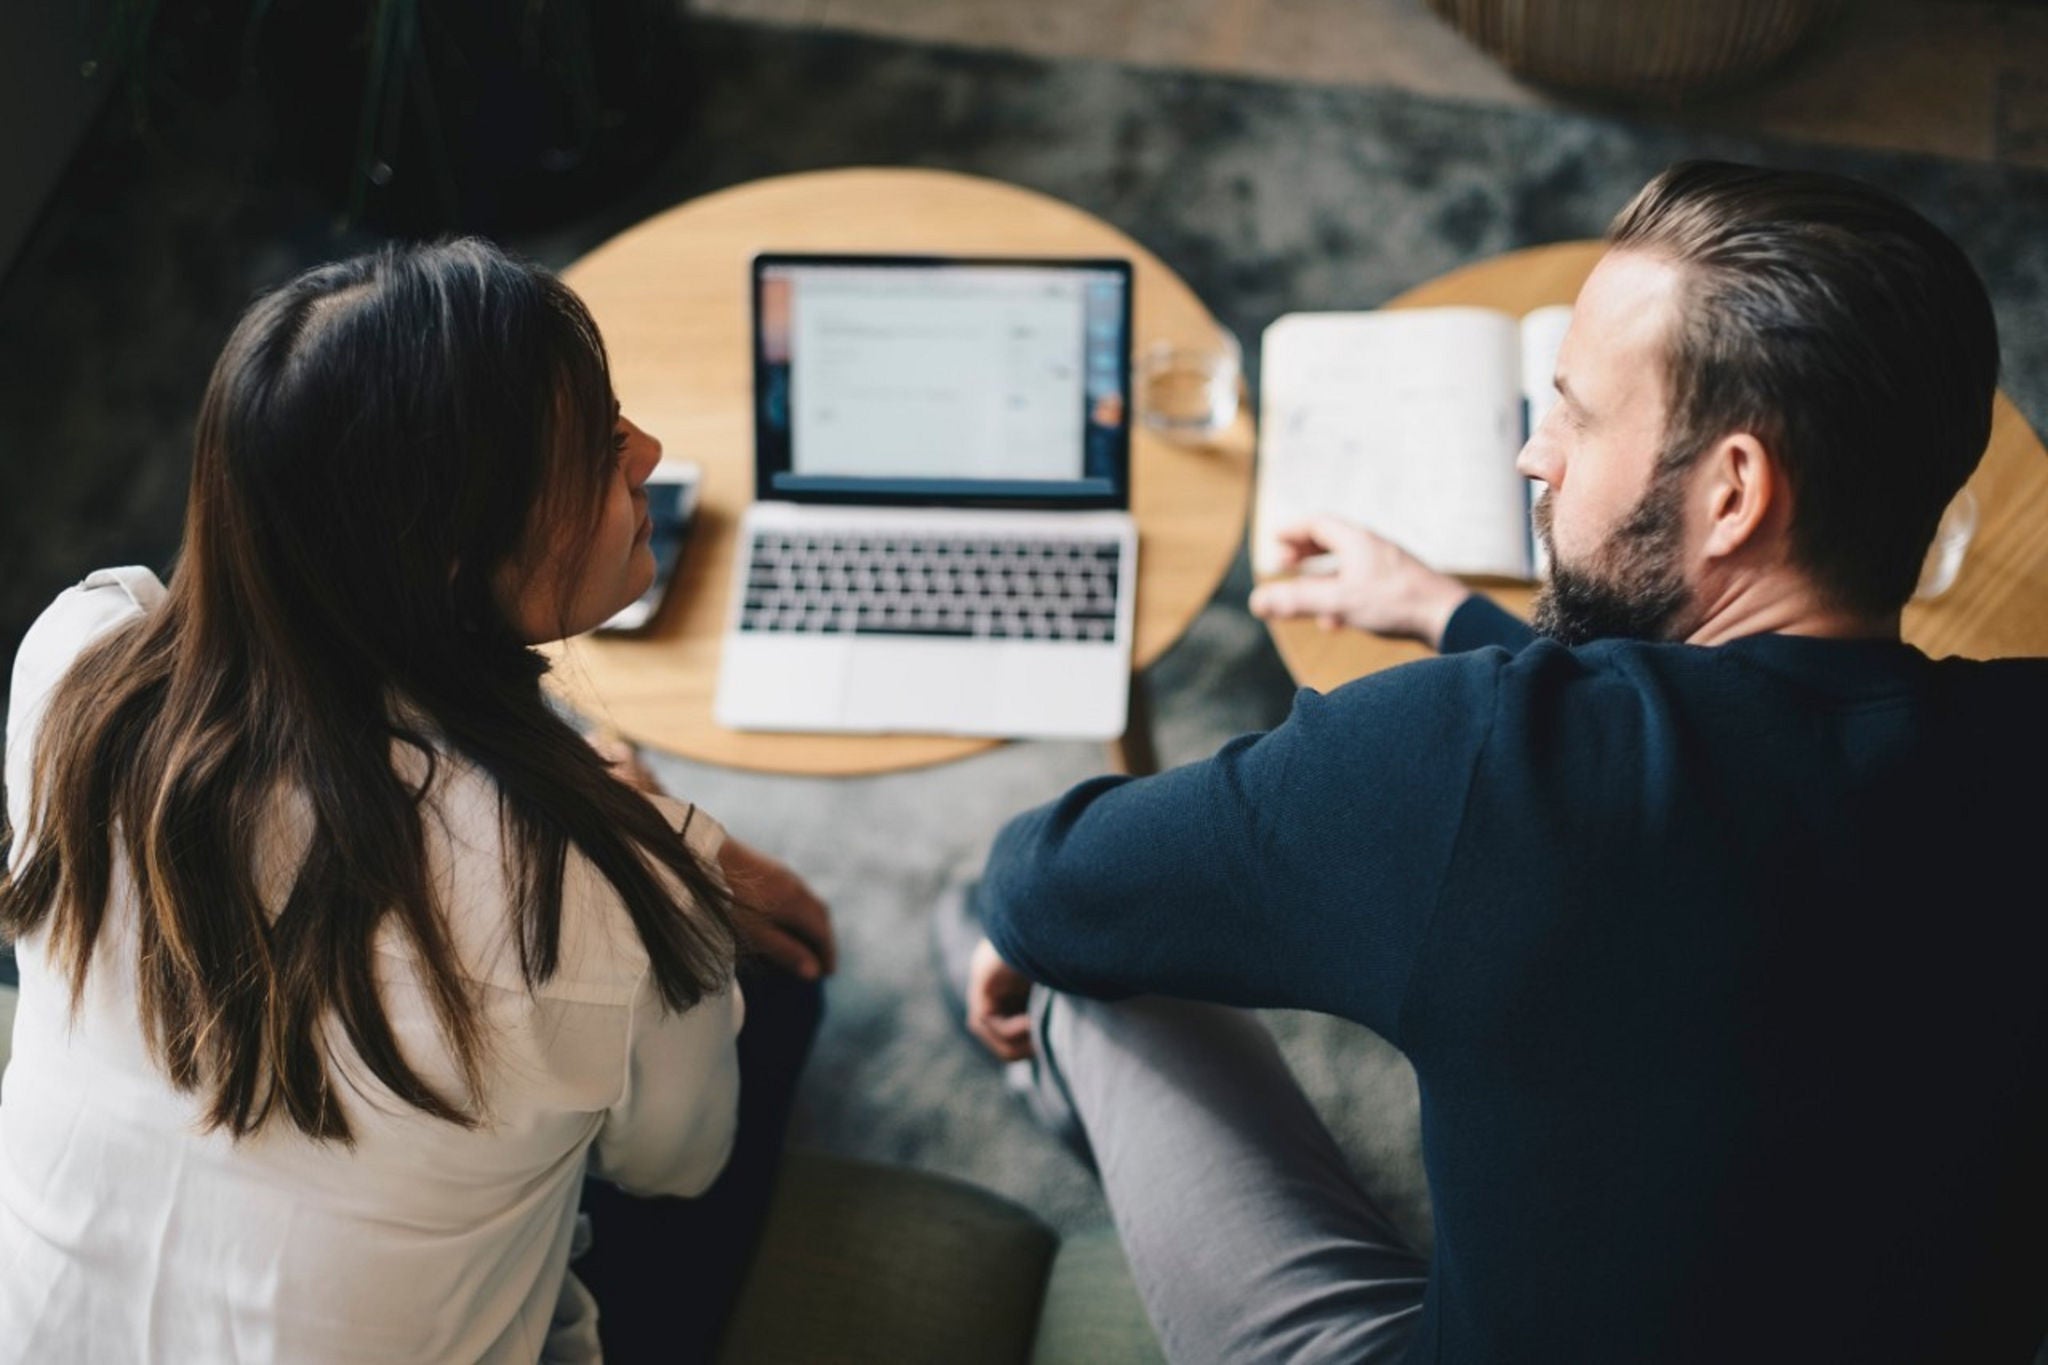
[586,799,746,1199]
[7,568,166,858]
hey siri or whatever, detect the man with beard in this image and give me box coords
[935,161,2048,1364]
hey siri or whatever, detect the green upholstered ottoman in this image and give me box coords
[716,1149,1164,1365]
[1027,1225,1166,1365]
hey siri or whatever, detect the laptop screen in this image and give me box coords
[753,254,1133,509]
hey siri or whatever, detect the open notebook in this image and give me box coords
[1254,305,1572,581]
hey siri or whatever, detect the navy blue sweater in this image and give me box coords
[982,597,2048,1362]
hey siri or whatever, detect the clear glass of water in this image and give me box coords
[1913,487,1979,601]
[1137,331,1241,444]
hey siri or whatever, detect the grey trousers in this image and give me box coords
[1025,991,1431,1365]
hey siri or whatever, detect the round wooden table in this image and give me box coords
[544,168,1255,775]
[1262,240,2048,691]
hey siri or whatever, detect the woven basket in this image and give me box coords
[1428,0,1844,101]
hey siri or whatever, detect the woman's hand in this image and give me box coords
[718,838,837,982]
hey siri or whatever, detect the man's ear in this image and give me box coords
[1696,433,1782,564]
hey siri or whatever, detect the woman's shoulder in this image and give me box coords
[11,568,165,717]
[640,790,729,867]
[554,790,729,1000]
[26,568,165,647]
[8,569,167,827]
[400,750,729,1006]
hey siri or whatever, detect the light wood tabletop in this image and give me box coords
[1261,240,2048,693]
[542,168,1255,775]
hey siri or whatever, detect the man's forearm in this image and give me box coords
[973,660,1498,1035]
[976,752,1283,1007]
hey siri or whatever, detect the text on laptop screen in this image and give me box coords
[755,258,1131,505]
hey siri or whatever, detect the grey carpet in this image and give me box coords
[4,16,2047,1245]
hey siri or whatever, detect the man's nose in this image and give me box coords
[1516,423,1560,487]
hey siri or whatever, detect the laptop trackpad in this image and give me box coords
[841,640,985,733]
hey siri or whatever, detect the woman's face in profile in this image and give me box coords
[498,413,664,642]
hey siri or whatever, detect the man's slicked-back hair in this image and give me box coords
[1607,160,1998,618]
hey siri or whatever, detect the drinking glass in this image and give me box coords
[1136,331,1240,444]
[1913,487,1979,601]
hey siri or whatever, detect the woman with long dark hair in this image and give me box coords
[0,239,833,1362]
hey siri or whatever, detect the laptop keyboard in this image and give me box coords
[739,532,1124,641]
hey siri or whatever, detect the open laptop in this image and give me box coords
[713,253,1138,740]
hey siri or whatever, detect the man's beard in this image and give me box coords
[1529,466,1694,647]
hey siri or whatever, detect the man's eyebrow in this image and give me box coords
[1553,374,1583,411]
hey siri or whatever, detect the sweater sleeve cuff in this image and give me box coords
[1440,593,1539,654]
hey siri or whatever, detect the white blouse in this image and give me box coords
[1,569,744,1364]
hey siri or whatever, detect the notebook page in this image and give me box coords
[1255,308,1530,580]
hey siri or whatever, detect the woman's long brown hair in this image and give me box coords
[0,240,739,1143]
